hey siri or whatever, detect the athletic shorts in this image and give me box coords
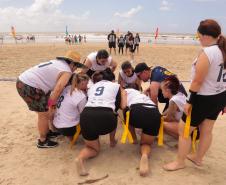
[57,126,77,137]
[109,42,116,48]
[80,107,117,140]
[118,43,124,48]
[129,104,161,136]
[16,79,50,112]
[126,43,130,48]
[182,91,226,127]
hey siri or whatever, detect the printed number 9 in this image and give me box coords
[57,95,64,108]
[95,86,104,96]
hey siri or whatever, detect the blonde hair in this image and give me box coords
[70,73,89,95]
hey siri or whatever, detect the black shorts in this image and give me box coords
[57,126,77,137]
[16,79,50,112]
[80,107,117,140]
[118,43,124,48]
[182,91,226,127]
[109,42,116,48]
[129,104,161,136]
[126,43,130,48]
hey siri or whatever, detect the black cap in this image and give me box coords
[134,62,150,74]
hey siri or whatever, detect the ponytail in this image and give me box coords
[217,35,226,68]
[70,73,89,95]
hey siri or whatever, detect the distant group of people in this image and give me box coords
[16,19,226,177]
[65,34,86,44]
[107,30,140,60]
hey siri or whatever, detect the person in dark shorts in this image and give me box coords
[124,31,131,54]
[164,19,226,171]
[52,73,89,140]
[16,50,84,148]
[134,33,140,53]
[117,34,125,55]
[107,30,117,54]
[124,88,161,176]
[135,62,187,112]
[75,70,126,176]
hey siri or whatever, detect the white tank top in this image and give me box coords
[170,92,186,121]
[119,70,138,85]
[87,52,112,71]
[85,80,120,110]
[191,45,226,95]
[19,59,71,94]
[125,88,155,107]
[53,86,87,128]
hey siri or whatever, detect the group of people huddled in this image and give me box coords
[16,19,226,177]
[107,30,140,60]
[65,34,86,44]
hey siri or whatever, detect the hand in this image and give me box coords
[48,106,56,122]
[144,87,150,96]
[184,103,192,116]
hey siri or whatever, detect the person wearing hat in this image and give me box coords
[134,62,187,111]
[107,30,117,54]
[16,50,84,148]
[82,49,117,78]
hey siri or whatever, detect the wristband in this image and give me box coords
[48,99,56,107]
[186,90,197,104]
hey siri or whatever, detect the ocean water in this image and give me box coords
[0,32,199,45]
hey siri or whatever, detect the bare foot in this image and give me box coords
[110,139,117,147]
[163,161,185,171]
[75,158,89,176]
[187,153,202,166]
[139,154,149,177]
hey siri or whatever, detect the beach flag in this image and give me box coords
[11,26,16,38]
[155,27,159,40]
[65,25,68,36]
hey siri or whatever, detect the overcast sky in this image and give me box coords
[0,0,226,34]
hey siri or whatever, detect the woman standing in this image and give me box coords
[164,19,226,170]
[16,50,84,148]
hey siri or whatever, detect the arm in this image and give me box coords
[135,78,142,91]
[149,81,160,105]
[81,58,92,74]
[110,59,117,72]
[120,88,127,110]
[163,101,178,122]
[118,73,125,88]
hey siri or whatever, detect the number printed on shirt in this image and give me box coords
[57,95,64,108]
[38,62,52,68]
[94,86,105,96]
[217,64,226,82]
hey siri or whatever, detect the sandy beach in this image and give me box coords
[1,43,226,185]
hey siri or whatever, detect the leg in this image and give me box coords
[37,112,50,141]
[163,122,196,171]
[187,119,215,166]
[139,133,155,177]
[129,125,138,144]
[76,139,100,176]
[109,129,117,147]
[164,121,179,139]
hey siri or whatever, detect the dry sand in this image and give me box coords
[0,43,226,185]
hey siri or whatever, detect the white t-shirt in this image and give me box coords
[53,86,87,128]
[119,70,138,85]
[19,59,71,94]
[85,80,120,110]
[191,45,226,95]
[170,92,186,121]
[125,88,155,107]
[87,52,112,71]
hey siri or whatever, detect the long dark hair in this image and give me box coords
[198,19,226,68]
[162,76,180,95]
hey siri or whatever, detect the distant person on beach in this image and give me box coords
[134,33,141,53]
[128,33,136,63]
[123,88,161,176]
[16,50,84,148]
[107,30,117,54]
[76,70,126,176]
[82,49,117,78]
[164,19,226,171]
[52,73,89,140]
[117,34,125,55]
[118,61,141,90]
[135,62,187,112]
[124,31,131,54]
[161,76,186,138]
